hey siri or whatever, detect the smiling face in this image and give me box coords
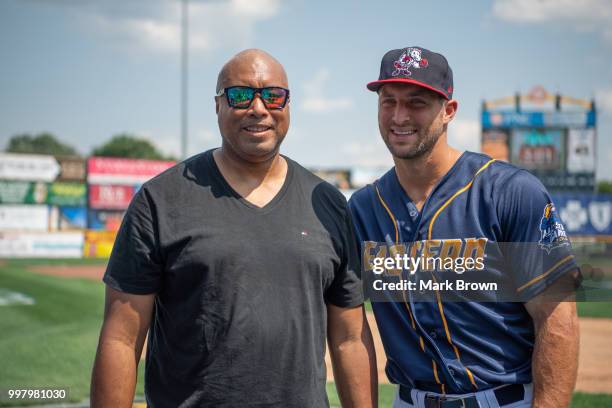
[215,50,290,164]
[377,82,456,160]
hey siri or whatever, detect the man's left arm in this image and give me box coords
[525,277,580,408]
[327,303,377,408]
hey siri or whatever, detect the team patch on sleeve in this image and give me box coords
[538,203,569,253]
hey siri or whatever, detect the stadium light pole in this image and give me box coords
[181,0,189,159]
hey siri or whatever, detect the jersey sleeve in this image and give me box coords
[496,170,579,300]
[103,186,164,294]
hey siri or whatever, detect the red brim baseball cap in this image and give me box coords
[367,46,453,100]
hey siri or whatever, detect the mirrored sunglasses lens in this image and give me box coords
[261,88,288,109]
[227,87,254,108]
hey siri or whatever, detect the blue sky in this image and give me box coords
[1,0,611,180]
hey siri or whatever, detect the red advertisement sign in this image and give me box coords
[87,157,175,185]
[89,184,135,210]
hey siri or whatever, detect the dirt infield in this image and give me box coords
[324,314,612,394]
[28,264,106,280]
[576,318,612,393]
[26,264,612,393]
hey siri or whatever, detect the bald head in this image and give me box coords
[214,49,291,165]
[216,49,288,93]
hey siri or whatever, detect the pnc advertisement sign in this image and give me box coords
[87,157,175,185]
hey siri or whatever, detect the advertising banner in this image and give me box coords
[0,181,47,204]
[0,205,49,230]
[48,182,87,206]
[87,209,125,231]
[0,231,84,258]
[49,206,87,231]
[311,169,351,189]
[553,194,612,235]
[87,157,174,185]
[0,153,60,182]
[511,129,565,171]
[88,184,135,210]
[482,110,595,129]
[532,171,595,191]
[84,230,117,258]
[567,129,596,173]
[56,157,86,181]
[481,129,510,162]
[0,181,86,206]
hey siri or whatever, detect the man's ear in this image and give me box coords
[443,99,458,124]
[215,96,220,114]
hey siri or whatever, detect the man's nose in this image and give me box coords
[392,104,411,125]
[248,94,269,117]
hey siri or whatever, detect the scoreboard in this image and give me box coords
[481,87,596,192]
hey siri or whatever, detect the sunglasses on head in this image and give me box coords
[217,86,290,110]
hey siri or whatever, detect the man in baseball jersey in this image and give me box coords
[348,47,580,408]
[91,49,377,407]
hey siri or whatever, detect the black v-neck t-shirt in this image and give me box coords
[103,149,363,407]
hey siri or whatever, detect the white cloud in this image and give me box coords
[492,0,612,22]
[301,68,354,113]
[302,98,353,112]
[138,127,219,159]
[341,140,391,167]
[90,14,183,53]
[70,0,282,54]
[230,0,281,19]
[492,0,612,43]
[447,119,480,152]
[596,88,612,113]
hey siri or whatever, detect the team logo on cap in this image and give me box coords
[392,48,429,77]
[538,203,570,253]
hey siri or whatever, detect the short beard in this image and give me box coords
[385,126,443,160]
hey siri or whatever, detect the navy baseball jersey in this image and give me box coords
[348,151,578,394]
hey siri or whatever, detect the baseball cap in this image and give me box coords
[367,46,453,99]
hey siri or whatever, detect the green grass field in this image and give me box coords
[0,258,611,407]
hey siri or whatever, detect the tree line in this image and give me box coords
[3,132,176,161]
[3,132,612,191]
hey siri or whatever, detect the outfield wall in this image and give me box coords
[0,153,610,258]
[0,153,173,258]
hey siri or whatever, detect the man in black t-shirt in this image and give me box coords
[90,49,377,407]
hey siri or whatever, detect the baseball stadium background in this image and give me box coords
[1,87,612,407]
